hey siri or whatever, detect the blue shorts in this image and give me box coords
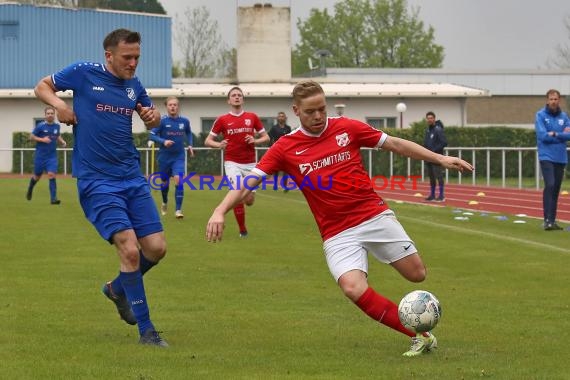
[34,156,58,176]
[77,176,163,243]
[158,157,186,181]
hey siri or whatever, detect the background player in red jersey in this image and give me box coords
[205,86,269,237]
[206,80,473,356]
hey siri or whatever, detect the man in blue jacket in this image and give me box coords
[423,111,447,201]
[535,89,570,230]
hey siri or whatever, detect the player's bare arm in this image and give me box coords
[204,134,228,149]
[253,131,270,145]
[382,136,473,172]
[34,75,76,125]
[206,174,263,242]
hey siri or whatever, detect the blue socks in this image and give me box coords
[175,185,184,211]
[109,250,157,296]
[161,186,169,204]
[119,270,154,335]
[49,178,57,201]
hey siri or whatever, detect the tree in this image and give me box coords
[216,48,237,79]
[173,6,233,78]
[13,0,165,14]
[547,14,570,69]
[292,0,444,75]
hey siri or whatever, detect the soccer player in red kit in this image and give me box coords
[206,80,473,356]
[205,86,269,237]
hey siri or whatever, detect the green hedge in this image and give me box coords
[12,131,223,175]
[13,125,538,177]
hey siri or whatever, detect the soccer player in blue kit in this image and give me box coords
[26,106,67,204]
[149,96,194,219]
[34,29,169,347]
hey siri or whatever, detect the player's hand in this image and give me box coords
[42,137,51,143]
[136,103,156,124]
[188,147,195,157]
[440,156,474,173]
[56,104,77,126]
[564,127,570,133]
[206,212,225,243]
[219,139,228,150]
[60,141,67,148]
[164,140,174,148]
[244,135,255,145]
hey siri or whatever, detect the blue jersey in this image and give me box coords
[535,106,570,164]
[149,115,192,161]
[51,61,154,179]
[32,121,60,159]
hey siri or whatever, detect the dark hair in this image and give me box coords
[426,111,436,118]
[292,80,324,104]
[227,86,243,99]
[103,28,141,50]
[546,89,561,98]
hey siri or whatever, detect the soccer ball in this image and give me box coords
[398,290,442,333]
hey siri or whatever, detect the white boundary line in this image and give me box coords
[258,192,570,254]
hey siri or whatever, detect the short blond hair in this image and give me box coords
[164,96,179,105]
[292,80,324,104]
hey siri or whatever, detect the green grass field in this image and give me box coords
[1,178,569,379]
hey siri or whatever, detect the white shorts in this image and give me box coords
[224,161,257,192]
[322,210,417,282]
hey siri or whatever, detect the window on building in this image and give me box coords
[1,21,19,40]
[366,117,397,129]
[201,117,215,134]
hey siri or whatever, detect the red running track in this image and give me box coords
[375,181,570,223]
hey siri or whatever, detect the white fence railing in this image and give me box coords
[4,146,568,190]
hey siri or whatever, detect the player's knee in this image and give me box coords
[146,238,167,262]
[408,265,427,283]
[120,246,141,268]
[338,276,367,302]
[154,242,167,261]
[244,194,255,206]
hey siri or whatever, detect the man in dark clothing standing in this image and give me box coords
[423,111,447,201]
[268,111,292,145]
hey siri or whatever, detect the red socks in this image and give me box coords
[355,287,415,337]
[233,203,247,234]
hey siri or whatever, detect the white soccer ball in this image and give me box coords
[398,290,442,333]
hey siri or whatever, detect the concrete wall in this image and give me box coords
[467,95,568,127]
[237,5,291,82]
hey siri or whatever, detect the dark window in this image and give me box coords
[366,117,397,129]
[1,21,19,40]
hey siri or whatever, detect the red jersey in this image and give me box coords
[210,111,265,164]
[253,117,390,241]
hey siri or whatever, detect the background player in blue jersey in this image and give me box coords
[26,106,67,204]
[149,96,194,219]
[34,29,169,347]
